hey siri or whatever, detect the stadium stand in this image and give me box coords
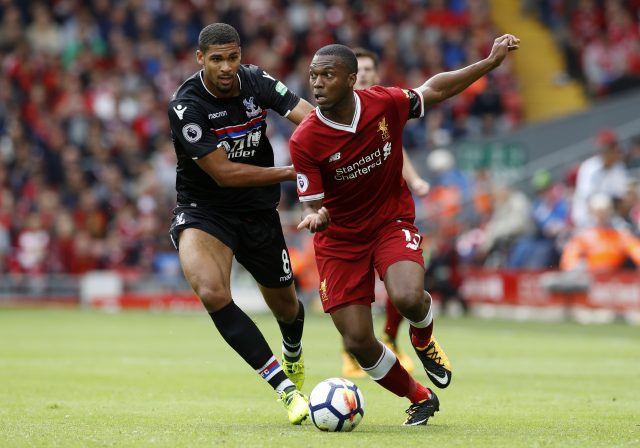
[0,0,639,318]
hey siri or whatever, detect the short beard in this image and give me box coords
[216,83,233,93]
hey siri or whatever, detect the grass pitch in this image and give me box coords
[0,308,638,447]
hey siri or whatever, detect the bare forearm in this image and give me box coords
[401,148,430,196]
[287,98,314,125]
[402,148,420,183]
[420,58,497,105]
[418,34,519,106]
[197,152,296,187]
[217,164,295,187]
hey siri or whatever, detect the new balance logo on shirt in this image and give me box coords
[383,142,392,160]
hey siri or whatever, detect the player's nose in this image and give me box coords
[311,76,323,88]
[220,60,232,73]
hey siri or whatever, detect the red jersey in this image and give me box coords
[290,86,424,242]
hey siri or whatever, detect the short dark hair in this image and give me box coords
[315,44,358,74]
[198,23,240,53]
[352,47,379,69]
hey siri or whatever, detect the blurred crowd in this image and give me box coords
[0,0,639,290]
[0,0,520,280]
[525,0,640,96]
[418,129,640,273]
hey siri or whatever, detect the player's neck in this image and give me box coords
[202,72,240,98]
[321,92,356,125]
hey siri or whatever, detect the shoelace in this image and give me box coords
[425,343,442,364]
[405,404,418,416]
[405,401,426,418]
[281,390,296,405]
[284,360,303,374]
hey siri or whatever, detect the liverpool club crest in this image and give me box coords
[377,117,390,141]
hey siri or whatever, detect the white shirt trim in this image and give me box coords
[299,193,324,202]
[315,92,361,133]
[199,70,242,98]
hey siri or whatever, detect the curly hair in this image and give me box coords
[198,23,240,53]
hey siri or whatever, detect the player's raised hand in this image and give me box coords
[297,206,331,233]
[409,178,430,197]
[488,34,520,67]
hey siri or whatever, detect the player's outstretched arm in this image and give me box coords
[286,99,315,125]
[417,34,519,107]
[196,148,296,187]
[297,199,331,233]
[402,148,430,197]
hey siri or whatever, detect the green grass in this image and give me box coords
[0,308,638,447]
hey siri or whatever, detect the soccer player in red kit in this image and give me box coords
[290,35,519,425]
[337,47,432,378]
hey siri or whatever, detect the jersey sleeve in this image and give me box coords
[289,133,324,202]
[250,65,301,117]
[168,100,219,160]
[385,86,425,121]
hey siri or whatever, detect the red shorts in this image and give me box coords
[313,220,424,313]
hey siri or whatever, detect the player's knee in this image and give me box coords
[390,287,425,315]
[343,333,376,358]
[196,285,231,312]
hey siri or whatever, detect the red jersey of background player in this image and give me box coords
[290,86,424,242]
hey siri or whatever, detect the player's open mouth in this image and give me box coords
[314,95,326,104]
[219,77,233,86]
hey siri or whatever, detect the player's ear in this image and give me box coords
[347,72,357,88]
[196,49,204,66]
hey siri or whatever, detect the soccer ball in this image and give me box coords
[308,377,365,432]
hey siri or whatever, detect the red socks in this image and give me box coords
[407,382,432,403]
[410,322,433,349]
[374,359,431,403]
[384,298,403,340]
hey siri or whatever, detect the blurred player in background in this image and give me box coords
[167,23,313,425]
[291,35,520,425]
[571,129,628,229]
[560,193,640,271]
[341,47,430,378]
